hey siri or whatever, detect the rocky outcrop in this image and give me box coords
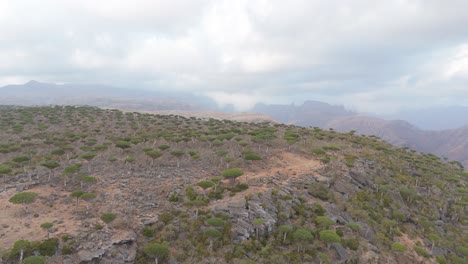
[74,230,137,263]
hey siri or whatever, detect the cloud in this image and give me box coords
[205,91,267,111]
[1,0,468,113]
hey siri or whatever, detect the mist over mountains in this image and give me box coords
[1,81,467,168]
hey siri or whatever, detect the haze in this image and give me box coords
[1,0,468,114]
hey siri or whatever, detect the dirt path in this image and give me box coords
[240,151,323,182]
[210,151,323,208]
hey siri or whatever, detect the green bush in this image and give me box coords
[100,213,117,224]
[207,218,225,227]
[319,230,341,244]
[230,183,249,193]
[22,256,46,264]
[244,153,262,160]
[391,242,407,252]
[413,246,430,258]
[436,255,447,264]
[308,183,331,201]
[142,226,155,238]
[343,237,360,250]
[456,246,468,257]
[322,145,340,151]
[39,238,59,256]
[346,222,361,232]
[311,148,326,155]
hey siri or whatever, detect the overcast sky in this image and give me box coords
[1,0,468,113]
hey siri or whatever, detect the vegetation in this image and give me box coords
[0,105,466,264]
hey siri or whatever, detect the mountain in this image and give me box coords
[0,106,466,263]
[0,80,208,111]
[325,116,468,169]
[253,100,354,127]
[388,106,468,130]
[253,101,468,169]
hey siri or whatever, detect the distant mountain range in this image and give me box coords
[387,106,468,130]
[254,101,468,168]
[1,81,467,168]
[0,80,210,111]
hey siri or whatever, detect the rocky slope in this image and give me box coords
[0,106,466,264]
[326,115,468,169]
[253,101,468,169]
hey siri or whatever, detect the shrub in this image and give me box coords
[311,148,326,155]
[38,238,59,256]
[413,246,430,258]
[9,192,38,204]
[346,222,361,232]
[322,145,340,151]
[207,218,225,227]
[100,213,117,224]
[22,256,46,264]
[343,237,360,250]
[308,183,331,201]
[392,242,407,252]
[319,230,341,244]
[142,226,155,238]
[244,153,262,160]
[456,246,468,257]
[315,216,335,229]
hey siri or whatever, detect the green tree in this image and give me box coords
[80,152,97,172]
[0,164,12,182]
[70,190,85,210]
[11,239,31,263]
[293,229,313,252]
[63,163,82,186]
[197,180,214,198]
[100,212,116,232]
[158,145,170,151]
[170,150,185,168]
[204,229,222,251]
[9,192,38,215]
[115,141,131,151]
[319,230,341,247]
[315,216,335,229]
[145,150,162,166]
[80,192,97,215]
[427,233,440,252]
[278,225,293,243]
[40,222,54,239]
[40,161,59,182]
[144,242,169,264]
[222,168,244,186]
[253,218,265,239]
[78,174,97,190]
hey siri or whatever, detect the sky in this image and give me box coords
[1,0,468,113]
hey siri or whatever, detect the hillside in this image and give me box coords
[326,116,468,169]
[253,101,468,169]
[0,106,467,264]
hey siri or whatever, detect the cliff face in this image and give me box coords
[0,106,466,264]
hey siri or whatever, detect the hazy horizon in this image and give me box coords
[1,1,468,114]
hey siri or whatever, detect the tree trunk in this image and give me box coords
[19,248,24,264]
